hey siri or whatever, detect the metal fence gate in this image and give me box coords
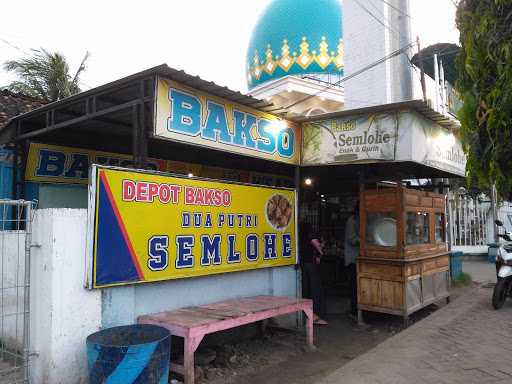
[0,201,33,384]
[448,194,490,247]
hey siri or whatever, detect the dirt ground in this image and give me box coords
[172,285,471,384]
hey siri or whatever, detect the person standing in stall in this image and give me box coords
[299,221,328,326]
[344,202,360,320]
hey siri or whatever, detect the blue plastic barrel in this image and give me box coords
[450,251,463,280]
[86,324,170,384]
[487,243,499,263]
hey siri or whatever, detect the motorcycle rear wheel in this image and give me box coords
[492,278,508,310]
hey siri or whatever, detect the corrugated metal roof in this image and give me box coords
[2,63,461,137]
[1,64,278,130]
[298,99,461,131]
[156,65,277,112]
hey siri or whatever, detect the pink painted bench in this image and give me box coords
[138,295,314,384]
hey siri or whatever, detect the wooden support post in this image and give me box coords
[397,178,405,259]
[183,335,203,384]
[302,306,315,350]
[132,104,140,168]
[138,79,148,168]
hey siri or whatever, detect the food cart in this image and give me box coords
[299,102,465,323]
[358,183,449,325]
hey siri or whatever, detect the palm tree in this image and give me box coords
[3,49,90,101]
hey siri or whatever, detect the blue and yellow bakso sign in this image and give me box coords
[90,166,297,288]
[154,77,301,165]
[25,142,167,184]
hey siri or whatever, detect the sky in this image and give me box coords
[0,0,459,94]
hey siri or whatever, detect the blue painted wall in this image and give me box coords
[0,149,13,199]
[0,148,87,209]
[0,149,14,228]
[102,265,298,328]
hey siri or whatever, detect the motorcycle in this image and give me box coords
[492,219,512,309]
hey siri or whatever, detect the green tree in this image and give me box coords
[456,0,512,197]
[3,49,89,102]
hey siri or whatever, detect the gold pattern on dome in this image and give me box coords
[297,37,313,69]
[315,36,331,69]
[334,38,344,68]
[264,45,276,75]
[248,35,345,85]
[279,39,293,72]
[253,50,262,80]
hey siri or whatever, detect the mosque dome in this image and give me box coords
[246,0,344,90]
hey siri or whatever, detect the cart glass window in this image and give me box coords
[366,212,397,247]
[435,213,445,242]
[406,212,430,244]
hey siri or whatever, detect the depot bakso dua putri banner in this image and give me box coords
[88,166,297,288]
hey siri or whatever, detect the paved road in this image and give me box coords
[0,361,22,384]
[463,260,496,284]
[319,286,512,384]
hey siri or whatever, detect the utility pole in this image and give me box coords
[416,36,427,103]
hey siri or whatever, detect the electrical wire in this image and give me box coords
[281,40,416,111]
[350,0,415,106]
[251,37,416,104]
[376,0,414,19]
[366,0,386,19]
[353,0,402,37]
[0,37,31,56]
[263,43,458,112]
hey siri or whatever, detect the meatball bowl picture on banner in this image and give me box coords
[86,165,298,288]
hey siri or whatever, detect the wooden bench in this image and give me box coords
[138,295,314,384]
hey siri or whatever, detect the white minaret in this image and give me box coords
[343,0,414,109]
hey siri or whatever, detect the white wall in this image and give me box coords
[343,0,414,109]
[30,209,101,384]
[1,231,26,353]
[23,208,298,384]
